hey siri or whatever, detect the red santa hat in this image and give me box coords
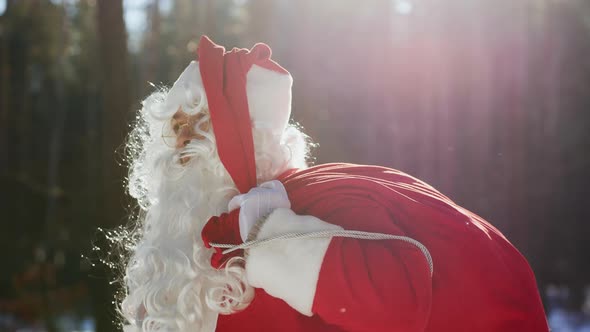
[166,36,293,194]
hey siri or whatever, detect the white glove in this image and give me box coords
[228,180,291,242]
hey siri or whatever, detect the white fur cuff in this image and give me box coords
[245,208,343,316]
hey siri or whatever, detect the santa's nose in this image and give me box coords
[175,125,198,148]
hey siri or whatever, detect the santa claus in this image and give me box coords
[120,36,549,331]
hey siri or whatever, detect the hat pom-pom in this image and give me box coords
[250,43,272,61]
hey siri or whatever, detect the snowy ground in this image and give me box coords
[546,285,590,332]
[549,309,590,332]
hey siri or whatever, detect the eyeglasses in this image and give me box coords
[160,107,210,148]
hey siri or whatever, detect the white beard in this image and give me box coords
[122,142,252,331]
[121,89,310,331]
[121,88,252,331]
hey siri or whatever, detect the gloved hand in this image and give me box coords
[201,209,244,269]
[228,180,291,242]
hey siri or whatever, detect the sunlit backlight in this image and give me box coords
[394,0,413,15]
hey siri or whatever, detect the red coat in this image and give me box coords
[216,163,548,331]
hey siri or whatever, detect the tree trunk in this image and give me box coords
[248,0,274,44]
[95,0,131,330]
[0,15,9,175]
[140,0,160,98]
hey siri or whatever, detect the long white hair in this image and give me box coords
[119,84,310,331]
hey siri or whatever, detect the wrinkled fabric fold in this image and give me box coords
[197,36,287,193]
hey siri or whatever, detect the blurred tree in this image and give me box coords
[0,1,77,331]
[543,0,590,310]
[135,0,200,95]
[0,0,588,330]
[246,0,274,44]
[139,0,161,97]
[95,0,131,330]
[134,0,245,95]
[97,0,131,228]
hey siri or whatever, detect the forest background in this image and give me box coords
[1,0,589,331]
